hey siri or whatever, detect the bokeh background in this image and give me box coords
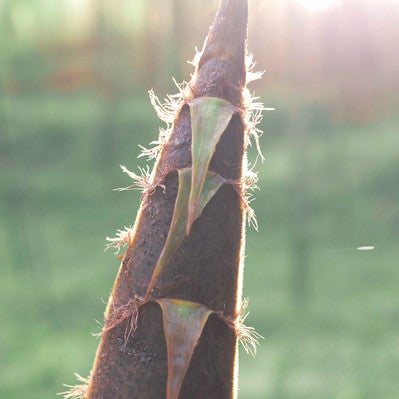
[1,0,398,398]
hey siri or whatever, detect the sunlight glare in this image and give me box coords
[297,0,342,11]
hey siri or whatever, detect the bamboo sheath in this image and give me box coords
[86,1,249,398]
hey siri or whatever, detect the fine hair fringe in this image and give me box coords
[99,296,143,346]
[222,298,263,357]
[105,225,134,255]
[58,373,90,399]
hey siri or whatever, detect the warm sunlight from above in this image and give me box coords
[297,0,342,11]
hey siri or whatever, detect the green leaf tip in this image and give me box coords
[156,299,214,399]
[145,169,225,299]
[187,96,238,235]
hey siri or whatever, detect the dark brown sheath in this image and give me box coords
[86,1,249,398]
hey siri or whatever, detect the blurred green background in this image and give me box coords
[1,0,398,398]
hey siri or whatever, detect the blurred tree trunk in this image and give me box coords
[1,1,34,273]
[92,0,116,171]
[167,0,185,78]
[286,3,311,304]
[287,106,311,304]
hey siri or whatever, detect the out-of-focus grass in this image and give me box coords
[0,93,398,398]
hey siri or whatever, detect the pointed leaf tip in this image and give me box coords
[156,299,214,399]
[188,97,237,234]
[145,169,225,298]
[186,170,226,235]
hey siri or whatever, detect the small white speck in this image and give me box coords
[357,246,375,251]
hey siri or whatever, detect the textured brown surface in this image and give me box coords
[87,1,248,398]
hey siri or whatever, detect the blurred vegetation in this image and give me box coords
[0,0,398,398]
